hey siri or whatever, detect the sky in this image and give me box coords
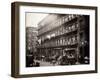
[26,13,48,27]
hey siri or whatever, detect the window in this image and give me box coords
[65,16,68,22]
[76,23,79,28]
[72,24,75,30]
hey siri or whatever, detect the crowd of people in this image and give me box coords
[26,49,89,67]
[34,50,77,66]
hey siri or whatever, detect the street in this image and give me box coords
[34,60,58,66]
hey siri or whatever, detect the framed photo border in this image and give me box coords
[11,2,98,78]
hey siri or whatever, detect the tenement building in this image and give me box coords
[26,27,38,67]
[37,14,89,65]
